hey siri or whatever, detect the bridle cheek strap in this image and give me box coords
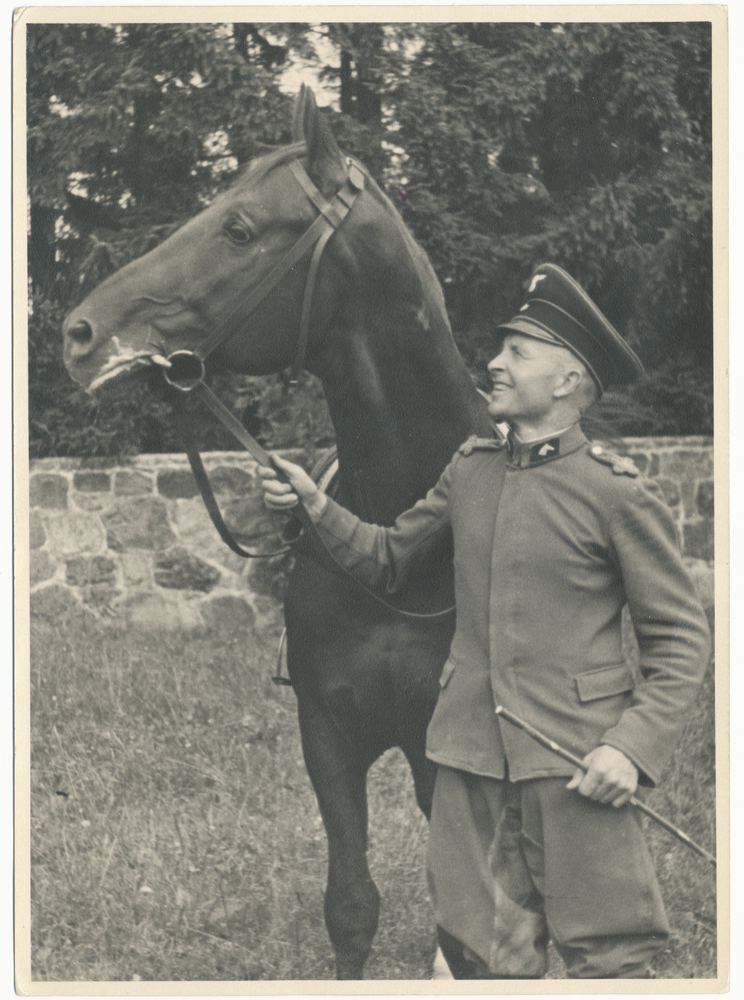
[290,222,336,383]
[162,156,365,559]
[194,157,365,380]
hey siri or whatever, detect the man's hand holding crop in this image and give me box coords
[566,744,639,807]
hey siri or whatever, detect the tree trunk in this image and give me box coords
[28,203,56,297]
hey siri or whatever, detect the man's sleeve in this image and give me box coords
[599,479,712,785]
[301,456,458,596]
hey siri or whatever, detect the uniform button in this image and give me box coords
[590,445,603,455]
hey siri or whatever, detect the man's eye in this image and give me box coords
[225,221,251,244]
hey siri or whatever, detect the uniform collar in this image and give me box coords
[506,423,587,469]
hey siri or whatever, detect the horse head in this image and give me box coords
[62,86,365,391]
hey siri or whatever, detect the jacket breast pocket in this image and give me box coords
[574,663,634,702]
[439,660,456,689]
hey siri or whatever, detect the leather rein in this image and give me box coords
[157,155,457,620]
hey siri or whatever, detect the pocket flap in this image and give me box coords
[439,660,456,689]
[575,663,634,702]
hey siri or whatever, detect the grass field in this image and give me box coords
[28,602,718,982]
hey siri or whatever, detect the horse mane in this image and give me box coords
[238,141,308,183]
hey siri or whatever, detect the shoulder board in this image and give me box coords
[458,435,505,456]
[588,445,640,478]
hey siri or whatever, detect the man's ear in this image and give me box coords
[553,368,584,399]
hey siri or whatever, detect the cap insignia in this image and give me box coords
[528,273,547,293]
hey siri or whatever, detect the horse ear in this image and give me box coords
[295,86,346,197]
[291,84,307,142]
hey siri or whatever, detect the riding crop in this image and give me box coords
[494,705,716,867]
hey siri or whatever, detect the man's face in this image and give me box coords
[486,332,571,425]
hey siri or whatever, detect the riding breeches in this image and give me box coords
[427,766,669,979]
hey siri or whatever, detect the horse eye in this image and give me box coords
[225,221,251,244]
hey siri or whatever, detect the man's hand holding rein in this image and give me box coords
[258,454,328,520]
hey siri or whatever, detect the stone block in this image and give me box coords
[654,477,681,509]
[154,547,221,591]
[80,583,120,611]
[102,498,176,551]
[73,471,111,493]
[200,595,256,632]
[73,492,117,512]
[43,511,106,556]
[121,591,205,634]
[30,584,84,621]
[115,471,154,496]
[66,555,117,588]
[30,550,56,586]
[171,500,223,555]
[30,474,68,510]
[679,479,698,521]
[683,520,714,562]
[157,469,199,499]
[207,465,255,494]
[173,497,287,567]
[29,511,46,549]
[120,551,153,587]
[658,449,713,481]
[697,480,714,518]
[220,496,289,553]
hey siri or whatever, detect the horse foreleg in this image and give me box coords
[297,695,380,980]
[324,801,380,980]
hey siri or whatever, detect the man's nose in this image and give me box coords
[487,354,505,378]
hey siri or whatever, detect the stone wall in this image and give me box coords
[27,438,714,633]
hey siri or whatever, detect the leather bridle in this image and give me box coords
[158,156,365,558]
[161,156,365,391]
[157,154,456,621]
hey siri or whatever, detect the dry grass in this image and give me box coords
[29,603,717,981]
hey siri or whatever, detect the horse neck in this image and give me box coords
[313,291,490,525]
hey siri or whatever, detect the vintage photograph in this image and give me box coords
[18,8,725,989]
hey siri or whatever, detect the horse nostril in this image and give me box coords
[67,320,94,345]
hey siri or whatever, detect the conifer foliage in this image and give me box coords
[27,21,713,456]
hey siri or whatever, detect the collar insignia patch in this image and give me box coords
[530,438,560,463]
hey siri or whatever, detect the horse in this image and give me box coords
[62,86,492,979]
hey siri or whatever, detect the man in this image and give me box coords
[259,264,711,979]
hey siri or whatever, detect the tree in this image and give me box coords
[28,20,713,456]
[27,21,327,457]
[382,22,713,433]
[234,20,715,434]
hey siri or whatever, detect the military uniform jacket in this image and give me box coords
[311,423,711,786]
